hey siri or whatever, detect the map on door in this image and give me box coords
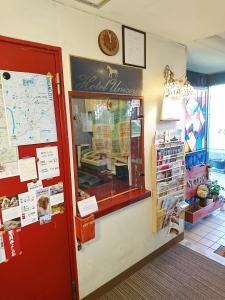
[0,80,18,164]
[1,71,57,146]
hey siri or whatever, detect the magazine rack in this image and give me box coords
[152,130,186,233]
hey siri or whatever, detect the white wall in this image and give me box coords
[0,0,186,298]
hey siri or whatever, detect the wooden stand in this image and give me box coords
[185,199,223,224]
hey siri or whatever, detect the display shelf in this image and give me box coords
[152,129,186,233]
[185,199,223,224]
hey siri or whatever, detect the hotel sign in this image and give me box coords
[70,56,142,95]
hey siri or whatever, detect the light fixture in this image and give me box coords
[161,65,183,121]
[181,77,196,103]
[161,65,195,121]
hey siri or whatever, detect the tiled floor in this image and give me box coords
[181,208,225,266]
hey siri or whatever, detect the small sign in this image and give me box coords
[18,157,37,182]
[3,229,22,260]
[36,146,60,180]
[77,196,98,217]
[70,56,142,95]
[131,99,140,108]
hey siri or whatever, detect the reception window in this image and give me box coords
[70,92,150,217]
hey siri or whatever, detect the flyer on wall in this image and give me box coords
[0,234,6,264]
[19,192,38,227]
[0,195,21,231]
[49,182,64,215]
[36,187,52,225]
[3,229,22,259]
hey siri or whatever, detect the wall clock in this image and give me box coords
[98,29,119,56]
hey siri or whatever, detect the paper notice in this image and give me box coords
[77,195,98,217]
[0,235,6,264]
[27,180,43,192]
[131,119,141,138]
[36,187,51,220]
[3,229,22,259]
[49,183,64,215]
[18,157,37,182]
[36,146,60,180]
[0,195,21,231]
[0,161,19,179]
[19,192,38,227]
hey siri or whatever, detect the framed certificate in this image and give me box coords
[122,25,146,69]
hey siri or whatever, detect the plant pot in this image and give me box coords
[199,198,207,207]
[211,193,219,202]
[221,202,225,211]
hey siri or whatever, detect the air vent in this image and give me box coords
[73,0,110,8]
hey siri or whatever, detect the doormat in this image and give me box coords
[214,245,225,257]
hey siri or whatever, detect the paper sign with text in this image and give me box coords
[77,196,98,217]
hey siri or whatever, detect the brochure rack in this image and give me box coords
[152,130,186,233]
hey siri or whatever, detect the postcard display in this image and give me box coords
[0,71,65,264]
[152,129,186,235]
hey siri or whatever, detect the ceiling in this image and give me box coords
[54,0,225,74]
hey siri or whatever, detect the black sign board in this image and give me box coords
[70,56,142,95]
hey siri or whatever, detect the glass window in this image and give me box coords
[70,93,145,204]
[208,85,225,196]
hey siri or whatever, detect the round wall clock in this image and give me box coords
[98,29,119,56]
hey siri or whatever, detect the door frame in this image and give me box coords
[0,35,79,299]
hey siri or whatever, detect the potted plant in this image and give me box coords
[210,180,225,201]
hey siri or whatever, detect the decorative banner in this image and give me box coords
[70,56,142,95]
[3,229,22,260]
[186,165,208,199]
[185,89,207,153]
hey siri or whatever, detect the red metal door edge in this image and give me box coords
[0,35,80,300]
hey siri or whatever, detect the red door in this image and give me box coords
[0,36,78,300]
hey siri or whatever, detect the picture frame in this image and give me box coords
[122,25,146,69]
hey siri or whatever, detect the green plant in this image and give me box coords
[210,180,225,196]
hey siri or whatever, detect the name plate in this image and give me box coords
[70,56,142,95]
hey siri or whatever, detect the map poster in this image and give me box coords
[0,77,19,178]
[1,71,57,146]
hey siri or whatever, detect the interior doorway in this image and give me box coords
[182,83,225,265]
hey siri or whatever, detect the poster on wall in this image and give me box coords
[0,195,21,231]
[0,78,19,179]
[49,183,64,215]
[36,187,52,225]
[1,71,57,146]
[185,89,207,152]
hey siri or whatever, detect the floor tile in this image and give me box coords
[211,243,221,250]
[209,218,225,225]
[210,230,225,237]
[205,233,220,242]
[216,225,225,232]
[217,238,225,246]
[199,237,215,247]
[187,232,202,241]
[202,221,219,229]
[191,228,208,236]
[196,224,213,233]
[197,244,210,252]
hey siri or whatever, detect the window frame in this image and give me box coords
[69,90,151,218]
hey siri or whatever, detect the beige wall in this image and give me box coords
[0,0,186,298]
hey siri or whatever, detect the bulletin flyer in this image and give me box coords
[0,182,65,231]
